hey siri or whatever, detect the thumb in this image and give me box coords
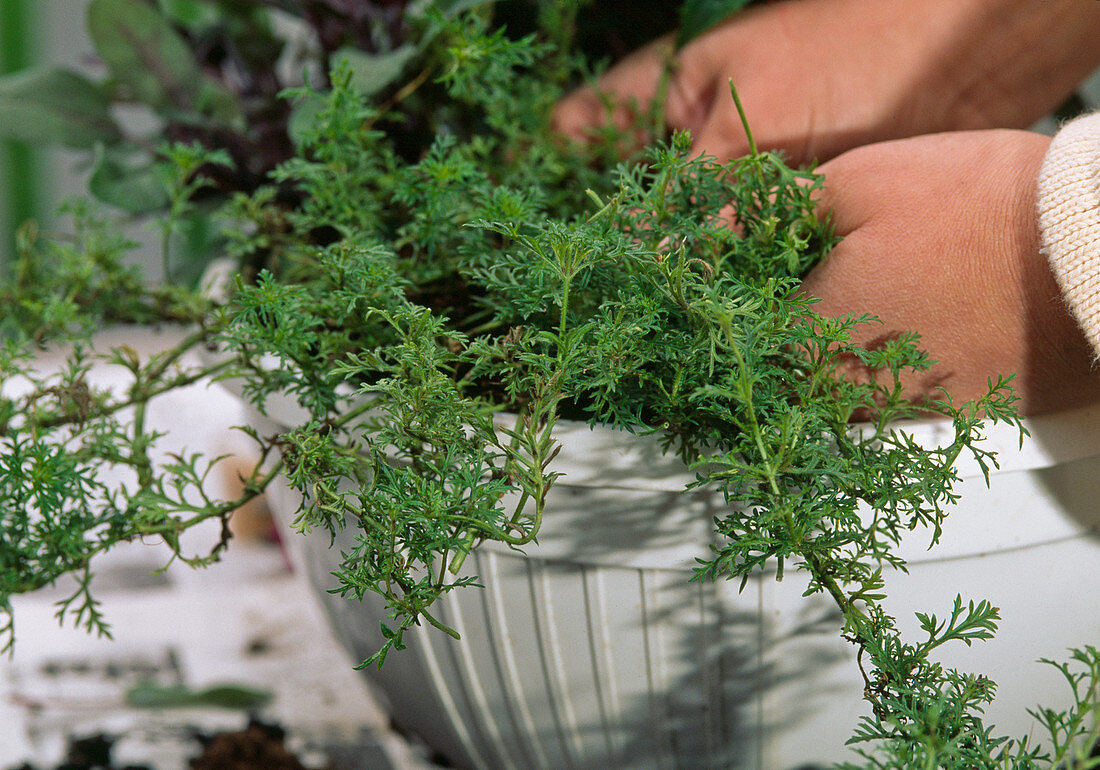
[809,147,892,240]
[690,109,752,162]
[553,37,672,144]
[552,84,608,143]
[687,78,753,162]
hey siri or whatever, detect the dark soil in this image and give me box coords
[190,719,312,770]
[4,733,151,770]
[4,719,319,770]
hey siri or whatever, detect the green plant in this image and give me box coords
[0,0,38,261]
[0,1,1096,767]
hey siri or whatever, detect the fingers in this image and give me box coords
[690,83,753,161]
[552,37,672,143]
[810,141,915,239]
[554,33,735,155]
[551,84,607,143]
[814,130,1054,239]
[799,130,1100,415]
[552,5,812,163]
[555,68,756,163]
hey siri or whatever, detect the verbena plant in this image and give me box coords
[0,1,1096,766]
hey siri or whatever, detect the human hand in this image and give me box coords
[554,0,1100,166]
[800,129,1100,416]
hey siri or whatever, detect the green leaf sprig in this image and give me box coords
[0,5,1094,766]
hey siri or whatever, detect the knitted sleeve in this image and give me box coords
[1038,111,1100,357]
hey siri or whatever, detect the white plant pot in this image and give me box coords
[241,387,1100,770]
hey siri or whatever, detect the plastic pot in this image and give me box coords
[234,384,1100,770]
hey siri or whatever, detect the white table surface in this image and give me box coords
[0,328,438,770]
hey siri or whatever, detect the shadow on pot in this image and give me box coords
[273,467,850,769]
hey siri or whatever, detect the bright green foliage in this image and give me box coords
[842,644,1100,769]
[0,3,1094,768]
[275,66,397,242]
[0,202,206,341]
[1028,647,1100,769]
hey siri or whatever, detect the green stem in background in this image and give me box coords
[649,46,676,142]
[0,0,38,272]
[161,222,173,281]
[728,79,757,158]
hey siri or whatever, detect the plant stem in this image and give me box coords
[721,318,855,618]
[728,80,757,158]
[0,0,37,273]
[649,43,677,142]
[421,609,461,640]
[11,355,232,436]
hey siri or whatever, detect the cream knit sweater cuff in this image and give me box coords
[1038,111,1100,357]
